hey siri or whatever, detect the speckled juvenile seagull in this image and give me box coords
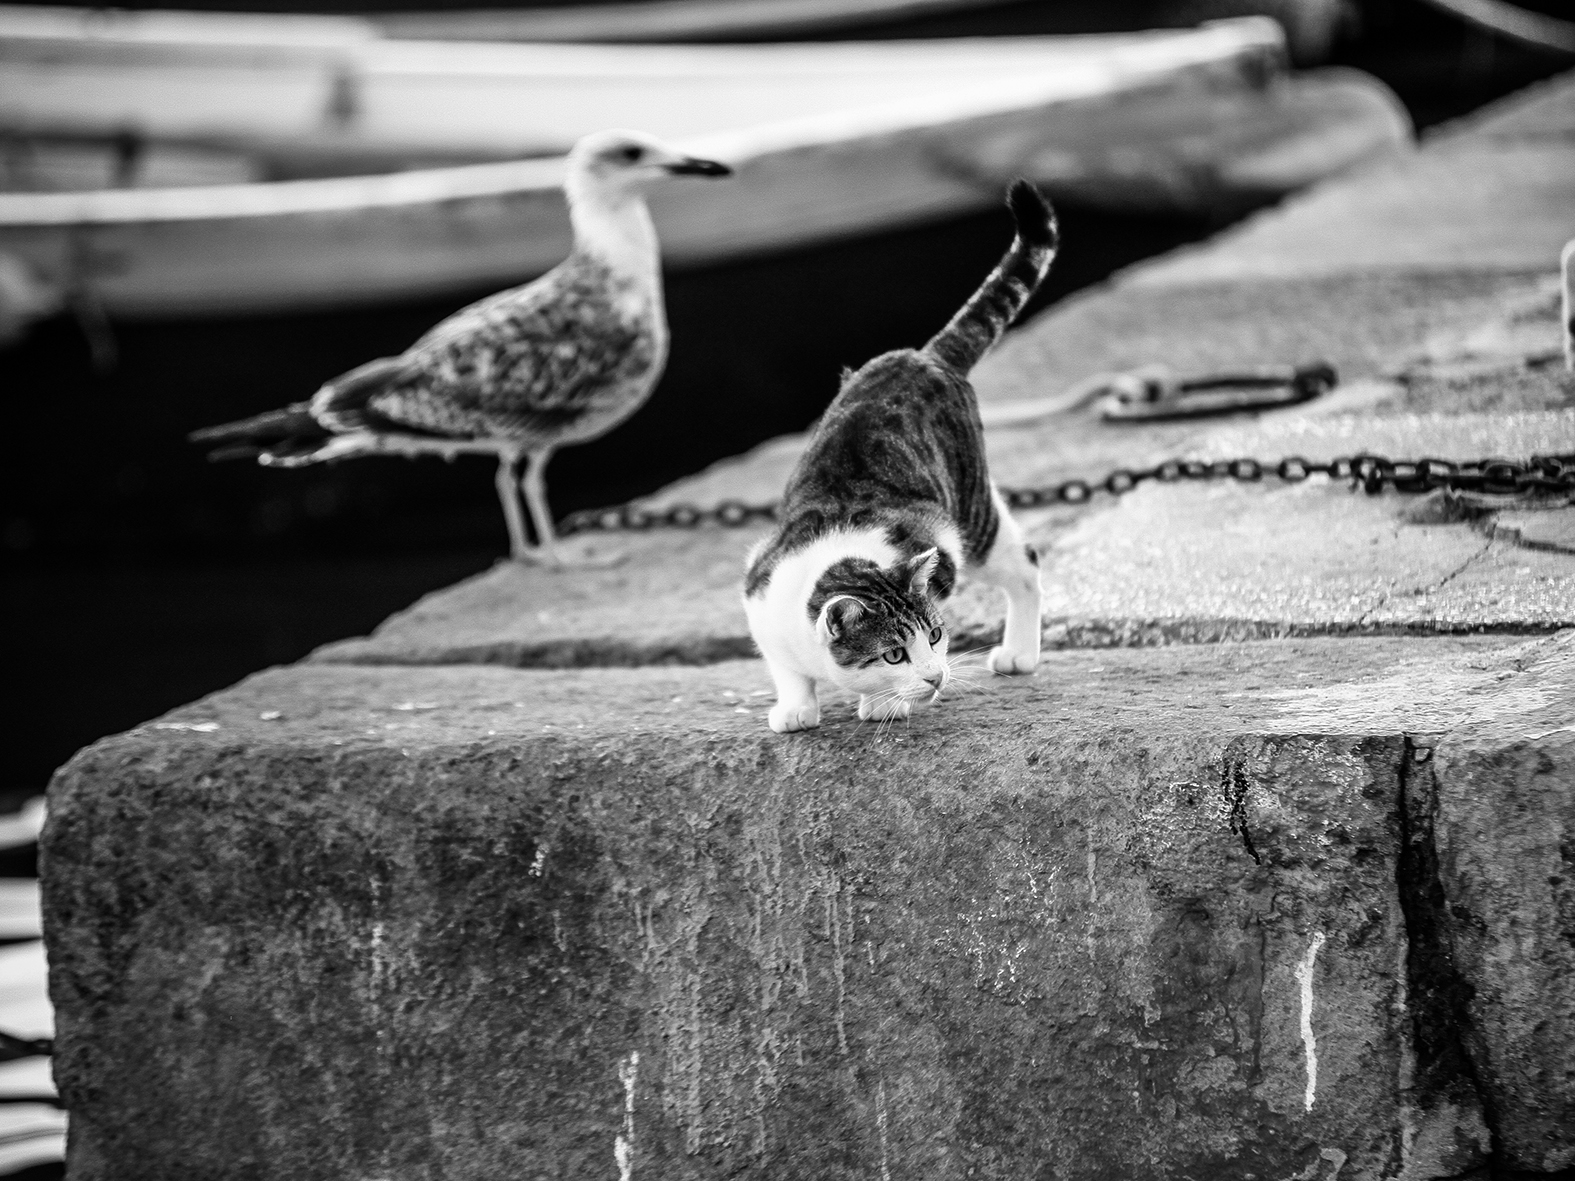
[191,129,732,564]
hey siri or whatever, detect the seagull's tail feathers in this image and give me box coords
[188,402,327,462]
[190,355,414,463]
[925,180,1057,375]
[310,355,414,433]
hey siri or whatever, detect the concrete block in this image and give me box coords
[1120,145,1575,286]
[313,408,1574,668]
[1038,483,1574,645]
[1444,70,1575,142]
[973,271,1544,404]
[1495,508,1575,556]
[43,634,1575,1180]
[1431,676,1575,1172]
[1191,409,1575,467]
[314,525,767,669]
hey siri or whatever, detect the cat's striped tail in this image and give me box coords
[925,179,1057,374]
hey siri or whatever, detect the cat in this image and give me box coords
[743,179,1058,733]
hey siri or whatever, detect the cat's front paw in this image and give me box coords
[769,702,821,733]
[987,647,1039,676]
[858,696,911,722]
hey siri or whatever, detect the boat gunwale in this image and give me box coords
[0,0,1037,47]
[0,21,1272,75]
[0,20,1283,228]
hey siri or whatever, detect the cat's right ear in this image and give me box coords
[904,548,940,596]
[816,595,865,644]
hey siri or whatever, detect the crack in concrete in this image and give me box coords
[1220,749,1262,865]
[1355,536,1496,628]
[1429,537,1498,596]
[1394,738,1499,1176]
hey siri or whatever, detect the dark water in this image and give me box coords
[3,0,1570,796]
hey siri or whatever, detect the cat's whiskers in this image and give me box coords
[932,651,991,698]
[940,675,986,697]
[862,686,911,743]
[945,650,991,677]
[945,647,992,672]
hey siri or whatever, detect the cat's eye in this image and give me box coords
[882,647,906,665]
[928,626,944,644]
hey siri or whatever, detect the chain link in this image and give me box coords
[557,453,1575,537]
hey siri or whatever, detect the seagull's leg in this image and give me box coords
[494,447,534,561]
[520,448,625,569]
[519,448,561,565]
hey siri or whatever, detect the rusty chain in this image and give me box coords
[557,453,1575,537]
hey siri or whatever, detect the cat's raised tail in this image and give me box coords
[926,179,1058,374]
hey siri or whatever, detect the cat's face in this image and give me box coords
[812,549,950,703]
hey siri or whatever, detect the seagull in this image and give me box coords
[190,128,732,565]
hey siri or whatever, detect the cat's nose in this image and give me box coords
[924,673,945,690]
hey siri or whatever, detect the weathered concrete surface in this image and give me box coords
[315,405,1574,666]
[1495,508,1575,555]
[972,65,1575,398]
[44,633,1575,1180]
[1034,411,1575,646]
[1111,145,1574,286]
[313,524,768,668]
[1432,709,1575,1172]
[1465,69,1575,140]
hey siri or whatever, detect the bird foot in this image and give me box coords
[508,537,627,570]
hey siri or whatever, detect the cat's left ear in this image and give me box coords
[904,548,940,596]
[816,595,866,643]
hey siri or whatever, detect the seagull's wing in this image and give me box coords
[309,355,422,433]
[364,255,660,442]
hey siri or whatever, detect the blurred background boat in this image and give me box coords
[0,0,1367,63]
[0,14,1410,316]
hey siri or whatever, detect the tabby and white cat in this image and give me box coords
[743,180,1058,733]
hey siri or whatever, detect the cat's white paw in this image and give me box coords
[768,702,821,733]
[858,696,911,722]
[987,647,1039,676]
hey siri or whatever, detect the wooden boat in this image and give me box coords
[1,9,1300,161]
[0,799,60,1177]
[376,0,1351,66]
[0,0,1027,46]
[0,0,1348,56]
[376,0,1031,43]
[0,15,1411,318]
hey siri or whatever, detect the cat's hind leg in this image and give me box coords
[764,658,821,734]
[975,488,1043,676]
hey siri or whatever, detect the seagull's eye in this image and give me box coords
[882,647,906,665]
[620,146,644,163]
[928,626,943,645]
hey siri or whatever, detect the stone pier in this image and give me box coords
[42,71,1575,1180]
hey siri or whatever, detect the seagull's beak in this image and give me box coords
[664,156,732,178]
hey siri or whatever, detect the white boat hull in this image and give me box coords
[0,19,1411,318]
